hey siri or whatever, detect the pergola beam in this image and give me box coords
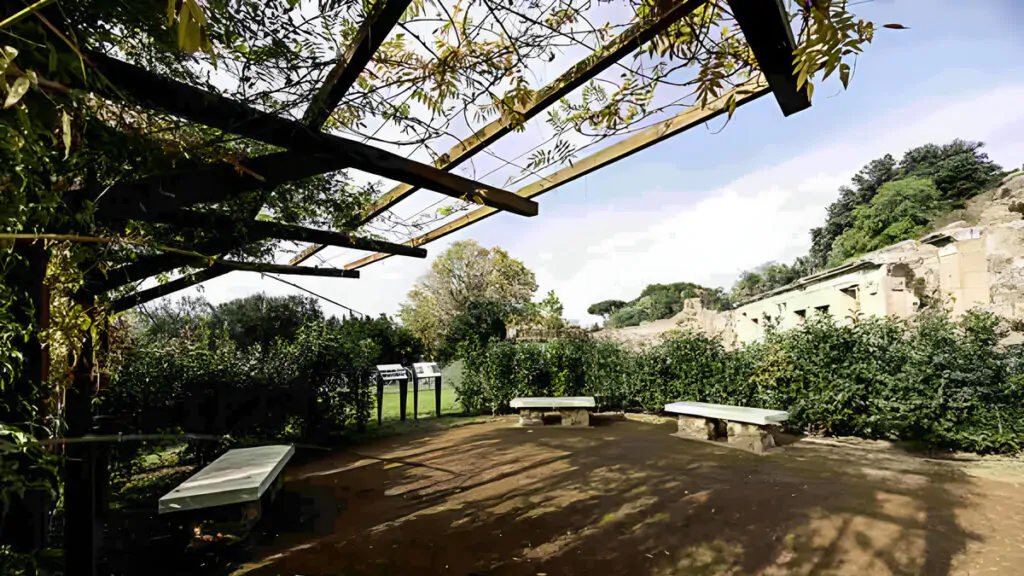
[89,219,422,294]
[109,266,229,313]
[94,151,349,221]
[344,79,769,270]
[302,0,413,128]
[84,51,538,218]
[288,0,709,266]
[108,260,357,313]
[725,0,809,116]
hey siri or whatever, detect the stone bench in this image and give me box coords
[159,445,294,516]
[510,397,595,427]
[664,401,789,454]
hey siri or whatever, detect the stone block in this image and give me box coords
[559,408,590,427]
[677,415,716,440]
[518,409,545,427]
[726,421,776,454]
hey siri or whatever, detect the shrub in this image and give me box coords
[456,308,1024,454]
[105,302,423,486]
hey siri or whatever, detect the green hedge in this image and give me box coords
[109,321,376,443]
[455,309,1024,454]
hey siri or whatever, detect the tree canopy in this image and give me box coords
[739,139,1004,300]
[399,240,537,356]
[596,281,730,328]
[587,299,627,318]
[207,293,324,350]
[808,139,1003,269]
[590,139,1007,317]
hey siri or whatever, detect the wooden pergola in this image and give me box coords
[82,0,808,311]
[56,0,811,573]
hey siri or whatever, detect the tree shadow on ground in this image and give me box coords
[159,418,1008,575]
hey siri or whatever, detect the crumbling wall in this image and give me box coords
[981,174,1024,320]
[594,175,1024,349]
[675,298,737,348]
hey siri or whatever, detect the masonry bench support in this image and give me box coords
[509,397,595,427]
[664,402,789,454]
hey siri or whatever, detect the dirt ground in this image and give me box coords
[228,416,1024,575]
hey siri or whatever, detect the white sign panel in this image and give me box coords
[412,362,442,378]
[375,364,407,381]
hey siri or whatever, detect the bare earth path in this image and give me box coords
[232,417,1024,575]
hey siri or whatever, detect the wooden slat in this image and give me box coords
[98,0,409,291]
[109,260,358,312]
[110,266,229,312]
[90,220,423,293]
[90,253,196,295]
[302,0,413,128]
[359,0,709,220]
[84,51,538,217]
[247,221,426,257]
[289,0,710,266]
[95,151,349,221]
[725,0,809,116]
[344,79,769,270]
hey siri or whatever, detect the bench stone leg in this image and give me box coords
[726,422,775,454]
[559,409,590,427]
[518,409,545,427]
[677,415,718,440]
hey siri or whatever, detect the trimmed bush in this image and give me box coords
[455,308,1024,454]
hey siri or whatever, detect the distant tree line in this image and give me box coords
[588,283,731,329]
[743,139,1004,297]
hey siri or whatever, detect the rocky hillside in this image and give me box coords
[596,173,1024,349]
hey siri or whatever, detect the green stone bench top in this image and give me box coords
[158,445,294,514]
[510,397,596,409]
[664,401,789,425]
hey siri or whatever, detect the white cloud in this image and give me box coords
[519,84,1024,323]
[175,83,1024,327]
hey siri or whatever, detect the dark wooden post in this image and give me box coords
[65,295,97,576]
[411,369,419,421]
[398,376,408,422]
[435,373,443,418]
[375,377,384,426]
[356,370,367,432]
[1,245,52,554]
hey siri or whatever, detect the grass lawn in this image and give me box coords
[378,385,461,421]
[377,361,464,422]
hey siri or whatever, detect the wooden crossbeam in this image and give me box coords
[95,151,349,221]
[90,0,416,307]
[725,0,809,116]
[128,208,428,258]
[109,265,228,313]
[302,0,413,128]
[108,260,357,313]
[89,253,199,295]
[288,0,709,266]
[89,220,423,294]
[344,79,769,270]
[85,51,538,217]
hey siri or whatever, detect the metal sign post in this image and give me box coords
[374,364,409,424]
[412,362,443,417]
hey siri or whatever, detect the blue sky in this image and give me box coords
[192,0,1024,324]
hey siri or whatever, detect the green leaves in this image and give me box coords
[61,110,71,158]
[3,74,31,109]
[167,0,214,56]
[791,3,876,102]
[459,308,1024,453]
[0,45,37,109]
